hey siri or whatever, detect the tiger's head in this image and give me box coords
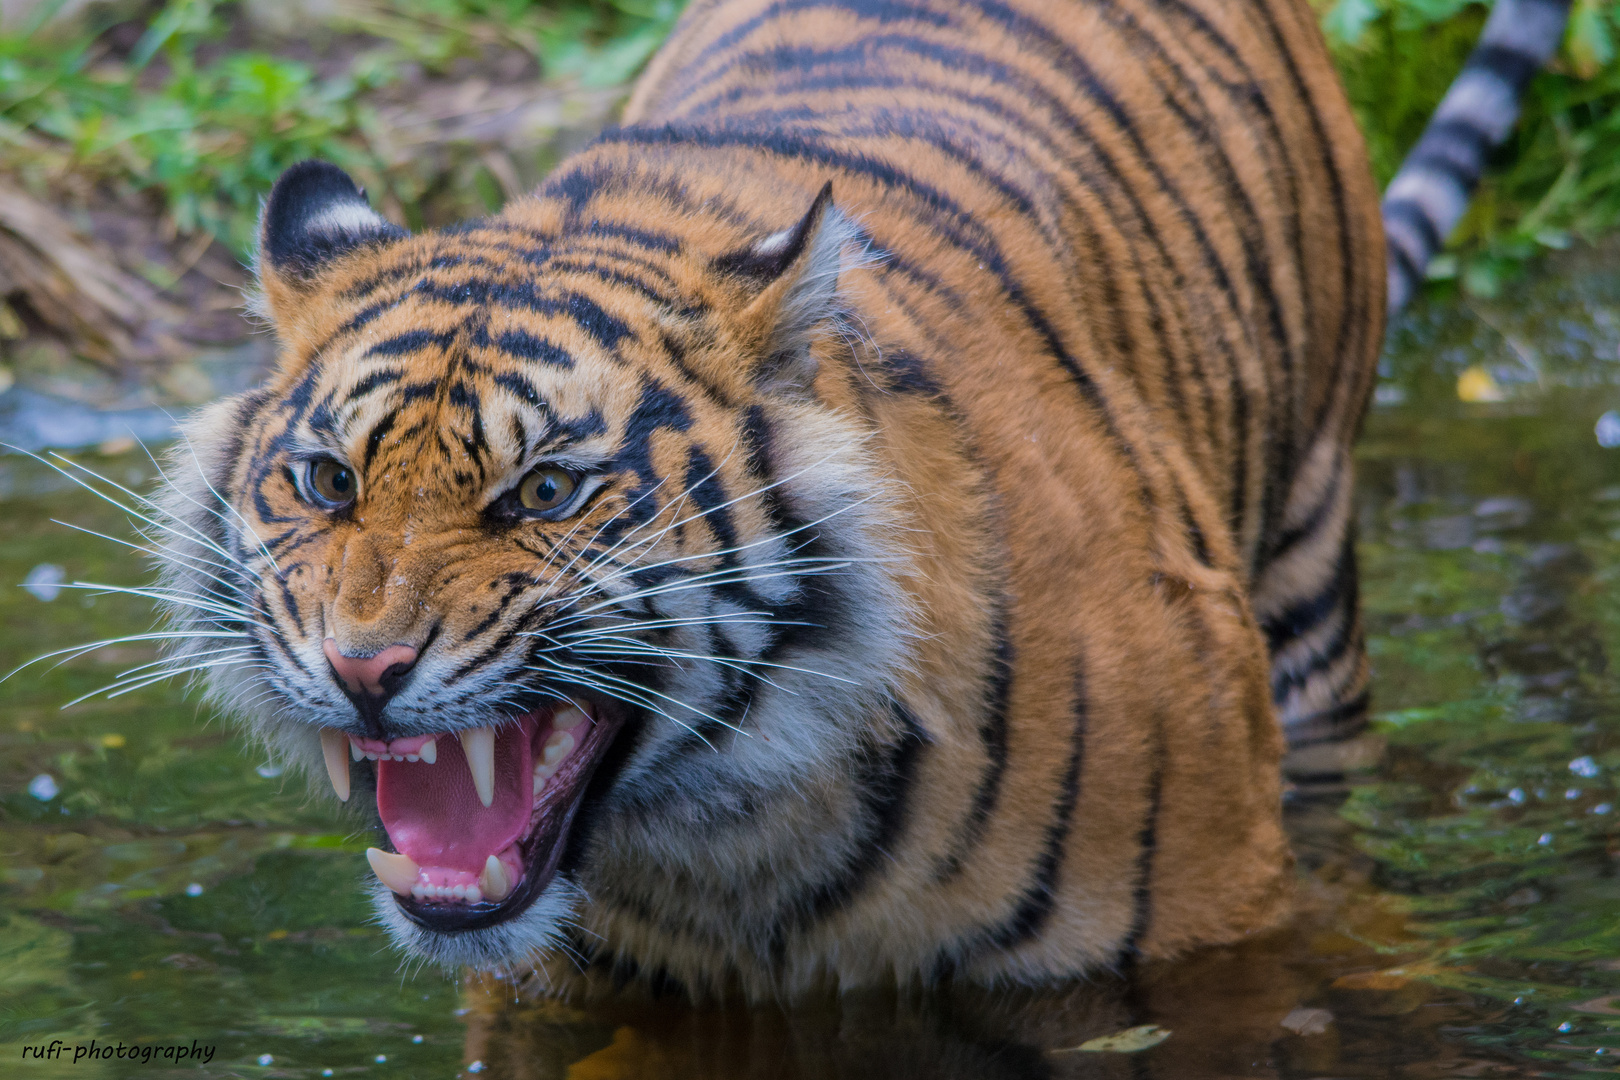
[157,160,915,972]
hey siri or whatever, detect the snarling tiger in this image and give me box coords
[142,0,1568,996]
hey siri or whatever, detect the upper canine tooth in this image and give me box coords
[365,848,420,896]
[553,704,588,730]
[418,738,436,765]
[460,728,496,808]
[478,854,512,902]
[320,729,350,803]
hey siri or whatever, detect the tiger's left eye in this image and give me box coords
[518,467,577,513]
[307,458,358,508]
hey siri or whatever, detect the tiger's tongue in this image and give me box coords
[375,721,534,873]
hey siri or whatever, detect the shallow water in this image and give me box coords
[4,246,1620,1077]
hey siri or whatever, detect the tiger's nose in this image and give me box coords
[323,639,419,699]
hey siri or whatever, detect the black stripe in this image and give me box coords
[679,0,952,98]
[365,329,454,359]
[1468,42,1543,92]
[489,328,575,368]
[1402,149,1480,195]
[1412,117,1492,173]
[579,219,684,254]
[592,123,1152,498]
[1262,530,1357,653]
[1387,238,1425,299]
[361,410,398,471]
[933,601,1014,881]
[1118,731,1164,962]
[981,663,1088,948]
[1238,0,1365,459]
[682,447,738,554]
[771,700,928,953]
[879,349,944,396]
[1381,199,1443,266]
[1283,689,1371,750]
[1270,599,1355,705]
[1263,454,1345,565]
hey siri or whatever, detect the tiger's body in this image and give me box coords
[144,0,1555,997]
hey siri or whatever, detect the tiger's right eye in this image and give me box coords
[305,458,358,509]
[518,467,578,513]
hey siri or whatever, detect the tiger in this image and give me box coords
[142,0,1568,997]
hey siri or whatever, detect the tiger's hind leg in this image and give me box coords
[1250,440,1376,790]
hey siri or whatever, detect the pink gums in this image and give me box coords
[353,733,435,757]
[375,718,537,873]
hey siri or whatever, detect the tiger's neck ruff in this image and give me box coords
[155,0,1392,997]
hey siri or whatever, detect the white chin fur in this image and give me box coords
[370,873,588,976]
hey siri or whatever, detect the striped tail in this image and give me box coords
[1381,0,1571,312]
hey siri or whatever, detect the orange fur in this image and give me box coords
[162,0,1383,996]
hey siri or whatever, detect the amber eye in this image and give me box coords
[518,467,577,513]
[307,458,358,508]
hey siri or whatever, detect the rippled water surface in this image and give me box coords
[6,245,1620,1077]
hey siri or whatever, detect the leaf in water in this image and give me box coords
[1280,1007,1334,1036]
[1571,995,1620,1016]
[1456,366,1507,403]
[1055,1025,1171,1053]
[1332,969,1411,991]
[566,1026,673,1079]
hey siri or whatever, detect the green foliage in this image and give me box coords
[3,0,1618,287]
[1321,0,1620,297]
[0,0,680,255]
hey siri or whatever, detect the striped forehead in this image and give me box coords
[282,260,671,466]
[296,323,629,478]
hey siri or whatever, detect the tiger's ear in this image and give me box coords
[713,183,862,397]
[255,160,407,323]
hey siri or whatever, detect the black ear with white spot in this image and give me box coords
[715,182,837,283]
[716,183,865,397]
[259,160,406,284]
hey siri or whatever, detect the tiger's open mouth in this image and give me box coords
[318,699,622,932]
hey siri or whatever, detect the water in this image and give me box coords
[5,246,1620,1077]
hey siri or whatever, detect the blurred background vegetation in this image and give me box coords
[0,0,1614,400]
[1323,0,1620,298]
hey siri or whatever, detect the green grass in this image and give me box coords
[1,0,1618,294]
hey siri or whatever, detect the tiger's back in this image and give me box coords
[162,0,1386,996]
[571,0,1385,983]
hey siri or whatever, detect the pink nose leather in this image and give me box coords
[323,639,419,697]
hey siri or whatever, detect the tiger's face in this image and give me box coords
[160,162,913,970]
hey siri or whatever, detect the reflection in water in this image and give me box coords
[456,808,1503,1079]
[6,241,1620,1075]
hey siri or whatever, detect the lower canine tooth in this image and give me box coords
[320,729,350,802]
[478,854,512,902]
[460,727,496,808]
[365,848,420,896]
[419,739,436,765]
